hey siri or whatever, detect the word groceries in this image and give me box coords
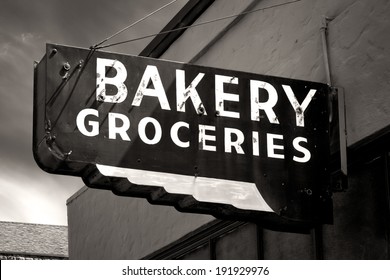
[76,58,319,163]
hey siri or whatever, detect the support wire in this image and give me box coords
[94,0,302,50]
[91,0,179,49]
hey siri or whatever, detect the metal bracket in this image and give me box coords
[321,16,333,86]
[43,119,72,161]
[330,87,348,191]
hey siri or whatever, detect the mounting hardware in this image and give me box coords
[197,106,205,116]
[63,62,71,71]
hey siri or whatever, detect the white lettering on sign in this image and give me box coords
[76,108,99,137]
[176,70,206,114]
[282,85,316,127]
[250,80,280,124]
[76,58,322,163]
[252,131,260,157]
[267,133,285,159]
[293,137,311,163]
[76,108,312,160]
[215,75,240,119]
[138,117,162,145]
[132,65,171,110]
[170,121,190,148]
[224,127,245,154]
[108,112,130,141]
[96,58,128,103]
[199,125,216,152]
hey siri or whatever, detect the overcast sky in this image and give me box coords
[0,0,187,225]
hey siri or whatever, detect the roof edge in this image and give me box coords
[0,250,68,259]
[0,220,67,228]
[66,185,89,205]
[139,0,215,58]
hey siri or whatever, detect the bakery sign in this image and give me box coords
[33,43,332,229]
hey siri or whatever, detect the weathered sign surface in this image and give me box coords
[33,43,332,230]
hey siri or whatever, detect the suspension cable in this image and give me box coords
[94,0,301,50]
[91,0,179,49]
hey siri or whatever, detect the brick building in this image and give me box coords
[0,221,68,260]
[66,0,390,259]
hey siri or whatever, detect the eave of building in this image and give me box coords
[139,0,215,58]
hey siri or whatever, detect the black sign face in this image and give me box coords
[34,43,332,230]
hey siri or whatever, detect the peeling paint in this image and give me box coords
[198,135,203,150]
[132,65,170,110]
[215,75,240,118]
[176,70,205,114]
[97,89,106,102]
[96,58,128,103]
[250,80,279,124]
[197,104,205,115]
[283,85,316,127]
[198,125,216,151]
[132,91,144,105]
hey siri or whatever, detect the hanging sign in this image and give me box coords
[33,43,332,230]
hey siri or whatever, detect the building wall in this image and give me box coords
[163,0,390,146]
[328,0,390,144]
[67,0,390,259]
[67,187,213,259]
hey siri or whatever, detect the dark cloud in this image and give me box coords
[0,0,187,225]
